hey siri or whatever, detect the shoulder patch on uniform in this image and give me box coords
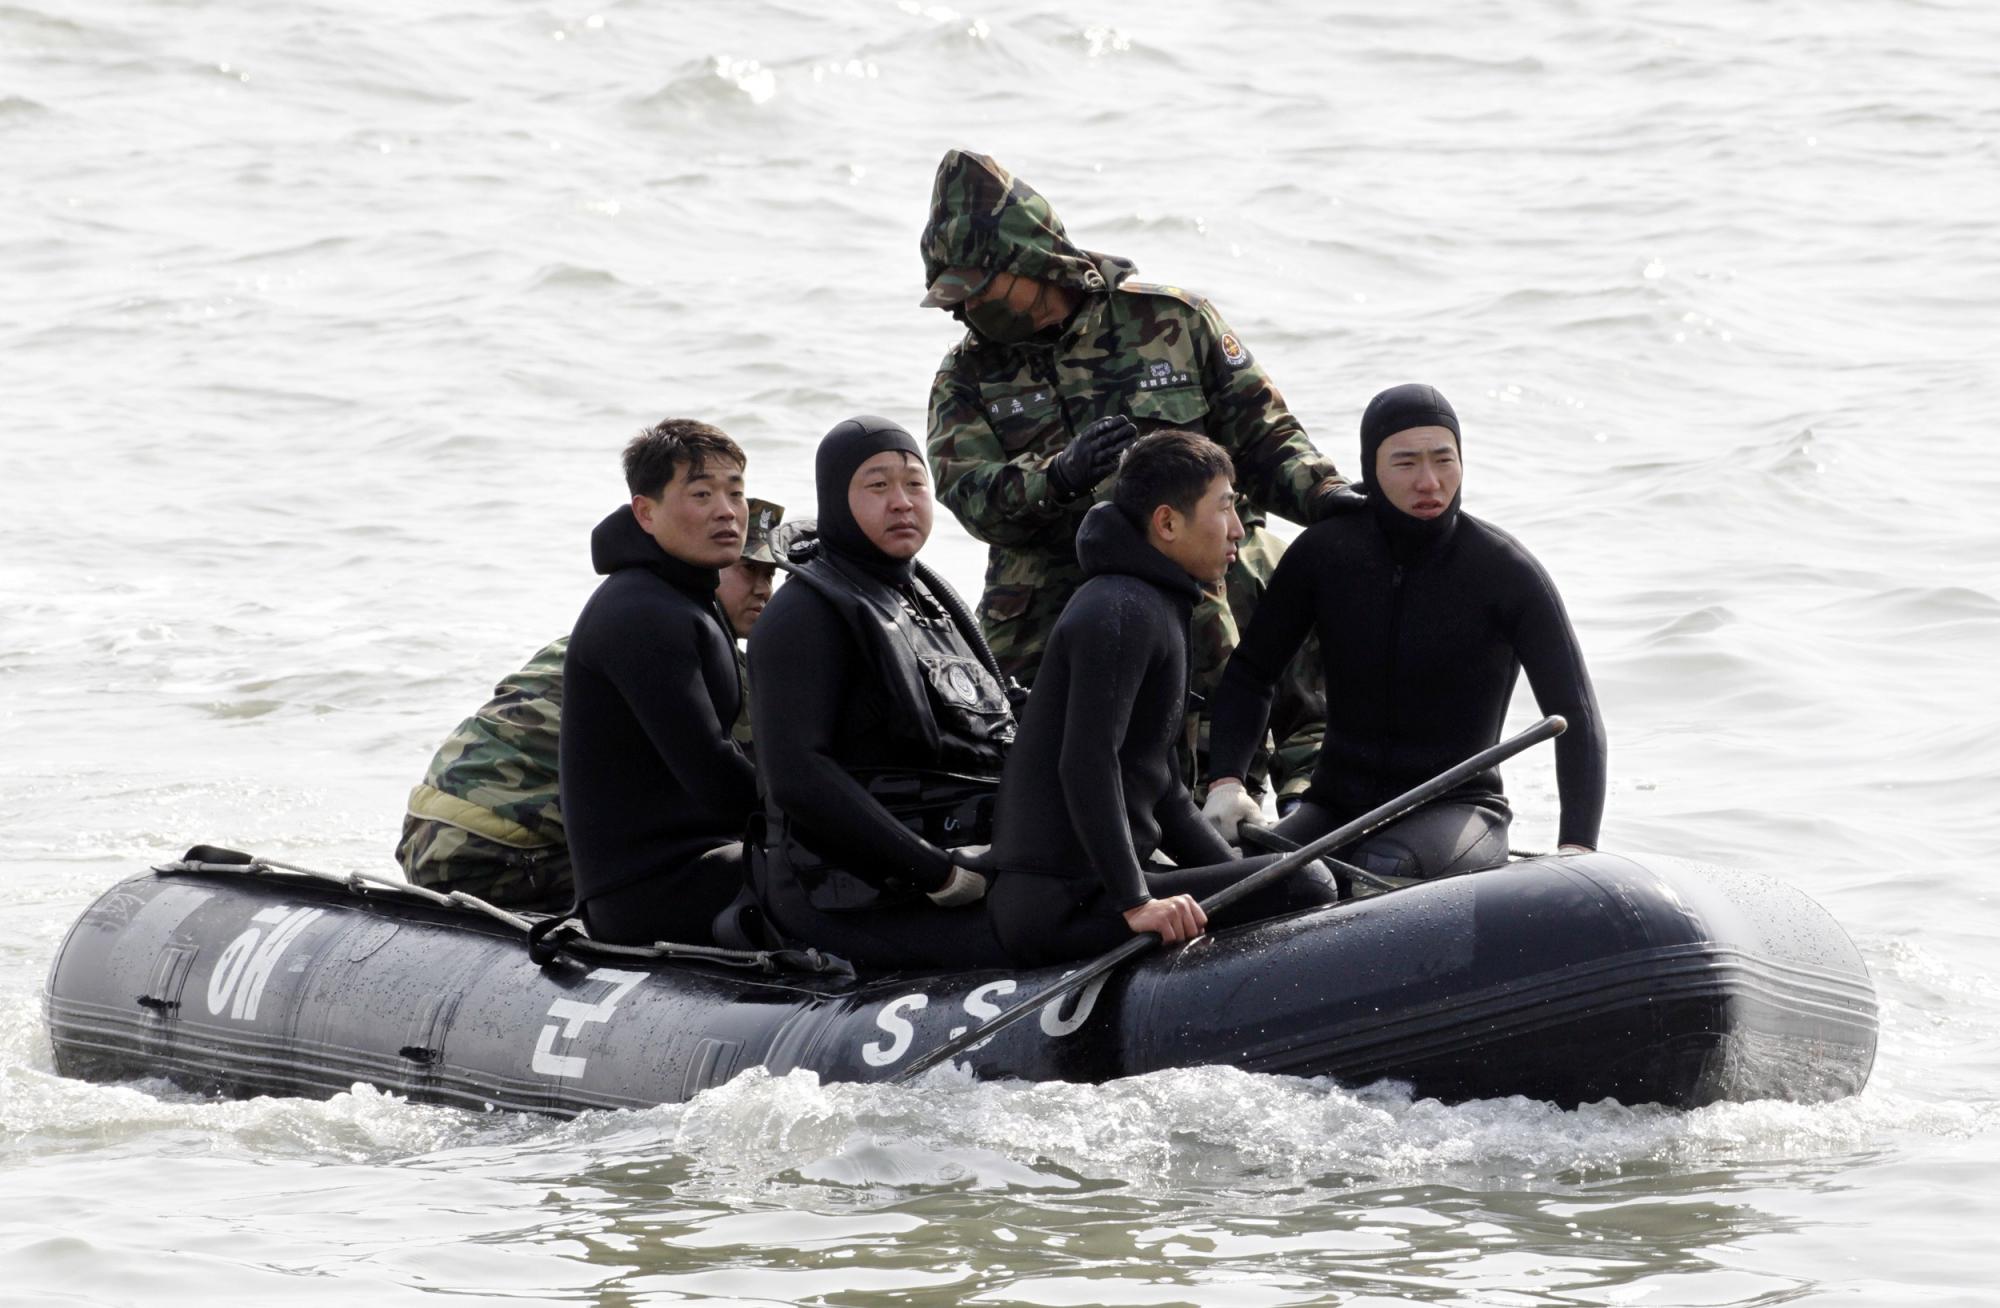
[1116,279,1206,308]
[1219,331,1251,369]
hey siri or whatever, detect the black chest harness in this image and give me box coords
[762,547,1018,910]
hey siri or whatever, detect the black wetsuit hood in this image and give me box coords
[1075,501,1204,604]
[589,505,722,595]
[1359,383,1463,559]
[814,415,926,584]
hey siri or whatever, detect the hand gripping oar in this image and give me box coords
[894,714,1568,1082]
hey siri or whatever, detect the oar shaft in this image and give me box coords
[1238,824,1391,893]
[893,715,1566,1082]
[1198,714,1567,919]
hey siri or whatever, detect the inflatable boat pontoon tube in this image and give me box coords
[43,850,1877,1115]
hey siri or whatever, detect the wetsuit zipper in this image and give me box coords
[1378,563,1405,801]
[1180,597,1201,789]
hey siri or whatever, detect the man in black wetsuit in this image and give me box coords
[986,431,1339,967]
[1204,383,1608,879]
[747,415,1017,971]
[560,419,760,946]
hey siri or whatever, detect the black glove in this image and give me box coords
[1048,415,1141,500]
[1310,479,1368,520]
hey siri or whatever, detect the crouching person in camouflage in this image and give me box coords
[395,639,571,911]
[919,148,1362,813]
[395,486,785,916]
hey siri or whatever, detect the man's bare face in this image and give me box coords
[847,451,933,560]
[717,559,777,638]
[631,459,746,568]
[1374,427,1461,520]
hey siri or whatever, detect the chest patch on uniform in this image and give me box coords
[920,655,1010,715]
[1138,360,1193,391]
[987,389,1053,419]
[1219,332,1251,368]
[980,383,1062,453]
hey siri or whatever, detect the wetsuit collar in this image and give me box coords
[1075,501,1204,603]
[589,506,721,595]
[1370,488,1462,561]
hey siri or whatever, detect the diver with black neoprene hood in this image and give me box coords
[1204,383,1609,879]
[746,415,1016,970]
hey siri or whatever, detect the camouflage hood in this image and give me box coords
[920,149,1116,296]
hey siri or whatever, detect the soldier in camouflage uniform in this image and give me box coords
[718,499,784,753]
[394,499,784,909]
[919,148,1360,806]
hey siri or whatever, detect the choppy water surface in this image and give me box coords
[4,0,1997,1303]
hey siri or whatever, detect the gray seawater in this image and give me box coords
[4,0,1997,1303]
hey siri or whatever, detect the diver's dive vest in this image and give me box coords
[761,548,1016,912]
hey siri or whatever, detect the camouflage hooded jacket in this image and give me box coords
[921,150,1347,623]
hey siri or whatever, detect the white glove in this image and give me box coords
[927,863,989,907]
[1201,779,1267,844]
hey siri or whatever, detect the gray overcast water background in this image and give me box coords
[3,1,1998,1304]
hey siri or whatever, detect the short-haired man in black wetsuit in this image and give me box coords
[986,430,1339,966]
[1203,383,1608,879]
[560,419,761,946]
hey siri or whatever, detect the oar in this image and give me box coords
[1237,824,1396,895]
[1243,825,1539,887]
[894,714,1567,1082]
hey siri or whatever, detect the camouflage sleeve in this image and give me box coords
[1193,300,1345,527]
[926,365,1085,548]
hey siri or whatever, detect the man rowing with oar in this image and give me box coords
[983,430,1339,966]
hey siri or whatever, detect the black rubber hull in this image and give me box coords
[43,852,1876,1114]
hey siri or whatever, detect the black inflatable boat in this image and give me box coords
[43,849,1876,1115]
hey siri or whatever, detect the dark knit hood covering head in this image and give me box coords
[815,414,927,582]
[1359,382,1463,556]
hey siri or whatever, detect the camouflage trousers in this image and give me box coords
[395,813,575,914]
[982,521,1323,803]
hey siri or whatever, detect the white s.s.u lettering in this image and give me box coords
[206,906,324,1020]
[861,993,930,1066]
[532,968,647,1078]
[948,979,1018,1040]
[1038,971,1111,1037]
[860,970,1111,1067]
